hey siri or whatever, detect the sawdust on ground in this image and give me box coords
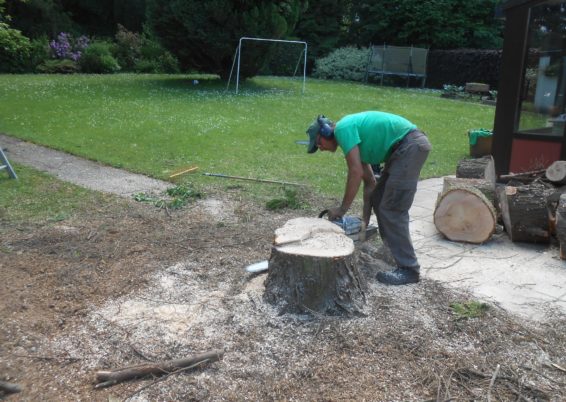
[1,189,566,401]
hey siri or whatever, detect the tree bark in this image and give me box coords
[442,176,497,206]
[556,194,566,259]
[94,350,224,388]
[496,183,552,243]
[456,155,496,183]
[434,186,496,243]
[264,218,366,316]
[546,160,566,185]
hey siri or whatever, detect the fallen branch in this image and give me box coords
[498,169,546,183]
[0,381,22,395]
[94,349,224,389]
[123,359,210,401]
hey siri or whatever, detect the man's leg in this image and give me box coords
[373,131,431,285]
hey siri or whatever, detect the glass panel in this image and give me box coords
[519,0,566,137]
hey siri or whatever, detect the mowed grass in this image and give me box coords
[0,164,116,225]
[0,74,496,199]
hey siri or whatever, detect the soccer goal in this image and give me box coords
[226,37,308,94]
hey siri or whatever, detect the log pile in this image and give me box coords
[263,218,366,315]
[435,156,566,257]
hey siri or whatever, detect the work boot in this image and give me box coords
[376,267,419,285]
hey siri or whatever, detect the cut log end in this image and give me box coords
[434,188,496,243]
[274,217,354,257]
[546,160,566,184]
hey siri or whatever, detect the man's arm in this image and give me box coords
[327,145,367,220]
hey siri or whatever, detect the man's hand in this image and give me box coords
[327,206,346,221]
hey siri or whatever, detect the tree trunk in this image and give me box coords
[456,155,496,183]
[263,218,366,316]
[434,186,496,243]
[546,160,566,185]
[496,183,552,243]
[556,194,566,259]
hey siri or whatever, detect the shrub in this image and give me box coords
[78,41,120,73]
[313,46,370,82]
[0,22,31,72]
[36,59,79,74]
[28,36,51,71]
[49,32,89,61]
[133,37,179,74]
[114,24,142,71]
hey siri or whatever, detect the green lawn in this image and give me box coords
[0,74,496,199]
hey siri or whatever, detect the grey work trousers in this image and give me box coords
[372,130,431,270]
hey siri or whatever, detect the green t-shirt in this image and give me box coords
[334,111,417,164]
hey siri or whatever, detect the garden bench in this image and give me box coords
[464,82,491,100]
[365,45,428,87]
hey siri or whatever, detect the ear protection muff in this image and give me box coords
[317,115,334,138]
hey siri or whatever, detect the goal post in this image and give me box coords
[226,37,308,94]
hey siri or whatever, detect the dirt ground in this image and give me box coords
[1,189,566,402]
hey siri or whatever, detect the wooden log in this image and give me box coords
[456,155,496,183]
[264,218,366,315]
[546,160,566,185]
[546,185,566,236]
[434,186,496,243]
[443,176,496,205]
[496,183,552,243]
[556,194,566,259]
[94,350,224,388]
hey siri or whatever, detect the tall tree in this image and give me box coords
[346,0,503,49]
[146,0,307,78]
[294,0,347,62]
[5,0,74,38]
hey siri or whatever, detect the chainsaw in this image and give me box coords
[317,209,378,242]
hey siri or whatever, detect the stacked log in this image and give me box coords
[456,155,496,183]
[546,160,566,185]
[556,194,566,259]
[434,183,496,244]
[443,158,566,258]
[263,218,366,316]
[434,157,498,244]
[496,183,552,243]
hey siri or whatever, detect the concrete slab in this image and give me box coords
[411,175,566,321]
[1,134,170,197]
[2,133,565,321]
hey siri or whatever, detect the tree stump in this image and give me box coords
[496,183,551,243]
[434,185,496,243]
[456,155,496,183]
[263,218,366,316]
[556,194,566,259]
[546,160,566,185]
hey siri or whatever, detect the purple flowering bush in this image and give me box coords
[49,32,89,61]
